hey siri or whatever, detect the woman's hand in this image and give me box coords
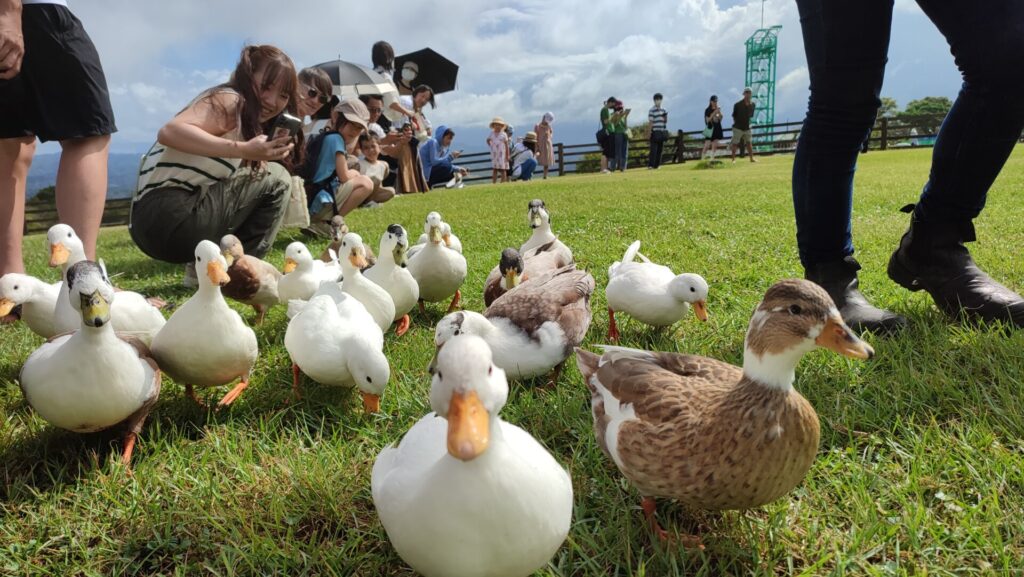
[238,134,294,161]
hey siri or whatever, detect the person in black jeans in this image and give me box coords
[793,0,1024,332]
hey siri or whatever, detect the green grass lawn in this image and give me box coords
[2,148,1023,576]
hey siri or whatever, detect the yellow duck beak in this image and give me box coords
[361,392,381,413]
[530,213,543,228]
[222,251,235,267]
[429,225,443,244]
[349,250,368,270]
[692,300,709,321]
[283,257,298,274]
[0,297,16,317]
[504,269,520,289]
[207,260,230,286]
[447,390,489,461]
[80,290,111,327]
[815,316,874,360]
[49,243,70,267]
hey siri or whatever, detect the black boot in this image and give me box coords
[806,256,908,335]
[887,204,1024,328]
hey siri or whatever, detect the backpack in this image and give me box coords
[299,131,336,208]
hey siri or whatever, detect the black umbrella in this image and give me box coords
[313,59,401,118]
[393,48,459,94]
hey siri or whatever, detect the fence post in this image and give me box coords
[879,117,888,151]
[556,142,565,176]
[674,130,685,163]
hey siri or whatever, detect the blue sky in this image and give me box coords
[35,0,961,155]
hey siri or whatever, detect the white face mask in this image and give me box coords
[401,68,417,82]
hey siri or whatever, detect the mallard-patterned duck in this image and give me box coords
[151,241,258,408]
[219,234,280,324]
[372,335,573,577]
[483,239,573,307]
[575,279,874,546]
[435,265,594,385]
[605,240,709,341]
[19,260,161,468]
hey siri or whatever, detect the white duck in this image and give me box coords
[408,212,462,259]
[285,282,389,412]
[606,240,709,341]
[19,260,161,467]
[151,240,258,408]
[277,241,343,304]
[434,265,594,385]
[337,232,395,333]
[372,335,573,577]
[520,199,573,265]
[47,224,166,344]
[364,224,419,336]
[0,273,61,338]
[407,212,467,314]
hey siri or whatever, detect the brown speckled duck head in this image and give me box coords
[429,334,509,462]
[527,199,549,230]
[383,224,409,267]
[330,215,349,244]
[499,248,525,290]
[219,234,245,267]
[340,232,370,271]
[743,279,874,390]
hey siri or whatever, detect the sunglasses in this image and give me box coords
[302,84,329,105]
[367,106,383,113]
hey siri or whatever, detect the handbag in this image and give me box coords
[596,127,609,145]
[701,126,714,139]
[282,175,310,229]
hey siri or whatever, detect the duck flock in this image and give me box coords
[0,199,875,576]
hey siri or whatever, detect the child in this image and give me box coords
[486,117,510,183]
[358,133,396,205]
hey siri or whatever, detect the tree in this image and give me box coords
[904,96,953,117]
[28,185,55,205]
[878,97,899,118]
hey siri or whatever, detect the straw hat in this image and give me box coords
[523,131,537,143]
[489,116,507,129]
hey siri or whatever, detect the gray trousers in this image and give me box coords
[130,163,290,263]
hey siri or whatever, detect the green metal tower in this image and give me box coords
[744,25,782,142]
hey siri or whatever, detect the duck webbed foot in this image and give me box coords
[395,314,411,337]
[607,307,620,342]
[216,377,250,408]
[641,497,704,550]
[185,383,207,408]
[291,363,303,400]
[445,290,462,314]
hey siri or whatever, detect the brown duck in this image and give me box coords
[320,215,376,269]
[219,234,281,324]
[575,278,874,546]
[482,239,574,307]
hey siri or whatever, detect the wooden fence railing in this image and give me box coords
[24,197,132,235]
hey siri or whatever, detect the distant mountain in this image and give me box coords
[26,152,143,200]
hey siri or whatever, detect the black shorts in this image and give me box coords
[0,4,116,142]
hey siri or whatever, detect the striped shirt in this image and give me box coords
[648,106,668,132]
[135,89,243,200]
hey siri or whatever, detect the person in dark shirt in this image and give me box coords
[730,88,757,163]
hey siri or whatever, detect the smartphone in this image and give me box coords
[269,113,302,140]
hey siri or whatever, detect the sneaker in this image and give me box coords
[601,169,611,174]
[362,200,380,209]
[445,175,459,188]
[302,220,333,238]
[183,261,198,288]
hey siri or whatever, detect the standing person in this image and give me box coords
[700,95,724,160]
[129,45,301,283]
[792,0,1024,331]
[534,112,555,179]
[1,0,116,275]
[486,117,509,184]
[392,84,433,193]
[598,96,619,174]
[611,100,631,172]
[731,87,757,163]
[647,93,669,169]
[369,41,417,124]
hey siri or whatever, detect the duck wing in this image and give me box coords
[485,266,594,342]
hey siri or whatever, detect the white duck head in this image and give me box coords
[527,199,550,230]
[668,273,710,321]
[743,279,874,391]
[46,223,86,269]
[434,310,493,348]
[65,260,115,328]
[428,334,509,461]
[283,242,316,274]
[423,211,444,244]
[194,240,230,291]
[498,248,524,290]
[381,224,409,267]
[339,233,370,272]
[0,273,42,316]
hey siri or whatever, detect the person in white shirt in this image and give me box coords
[357,134,395,205]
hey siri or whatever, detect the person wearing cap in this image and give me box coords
[510,131,538,181]
[486,117,510,184]
[700,95,724,160]
[730,88,757,163]
[129,45,302,279]
[302,98,376,235]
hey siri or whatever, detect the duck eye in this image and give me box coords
[437,371,443,380]
[788,304,802,315]
[67,232,72,238]
[488,366,493,376]
[690,287,696,292]
[366,376,372,383]
[196,256,201,262]
[13,285,18,290]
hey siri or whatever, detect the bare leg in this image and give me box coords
[641,496,705,549]
[56,135,110,260]
[542,166,548,179]
[730,144,737,162]
[607,307,620,342]
[418,299,426,315]
[0,137,36,275]
[185,383,206,407]
[446,289,462,313]
[395,313,411,336]
[748,141,757,162]
[600,155,608,172]
[217,376,250,407]
[336,175,375,216]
